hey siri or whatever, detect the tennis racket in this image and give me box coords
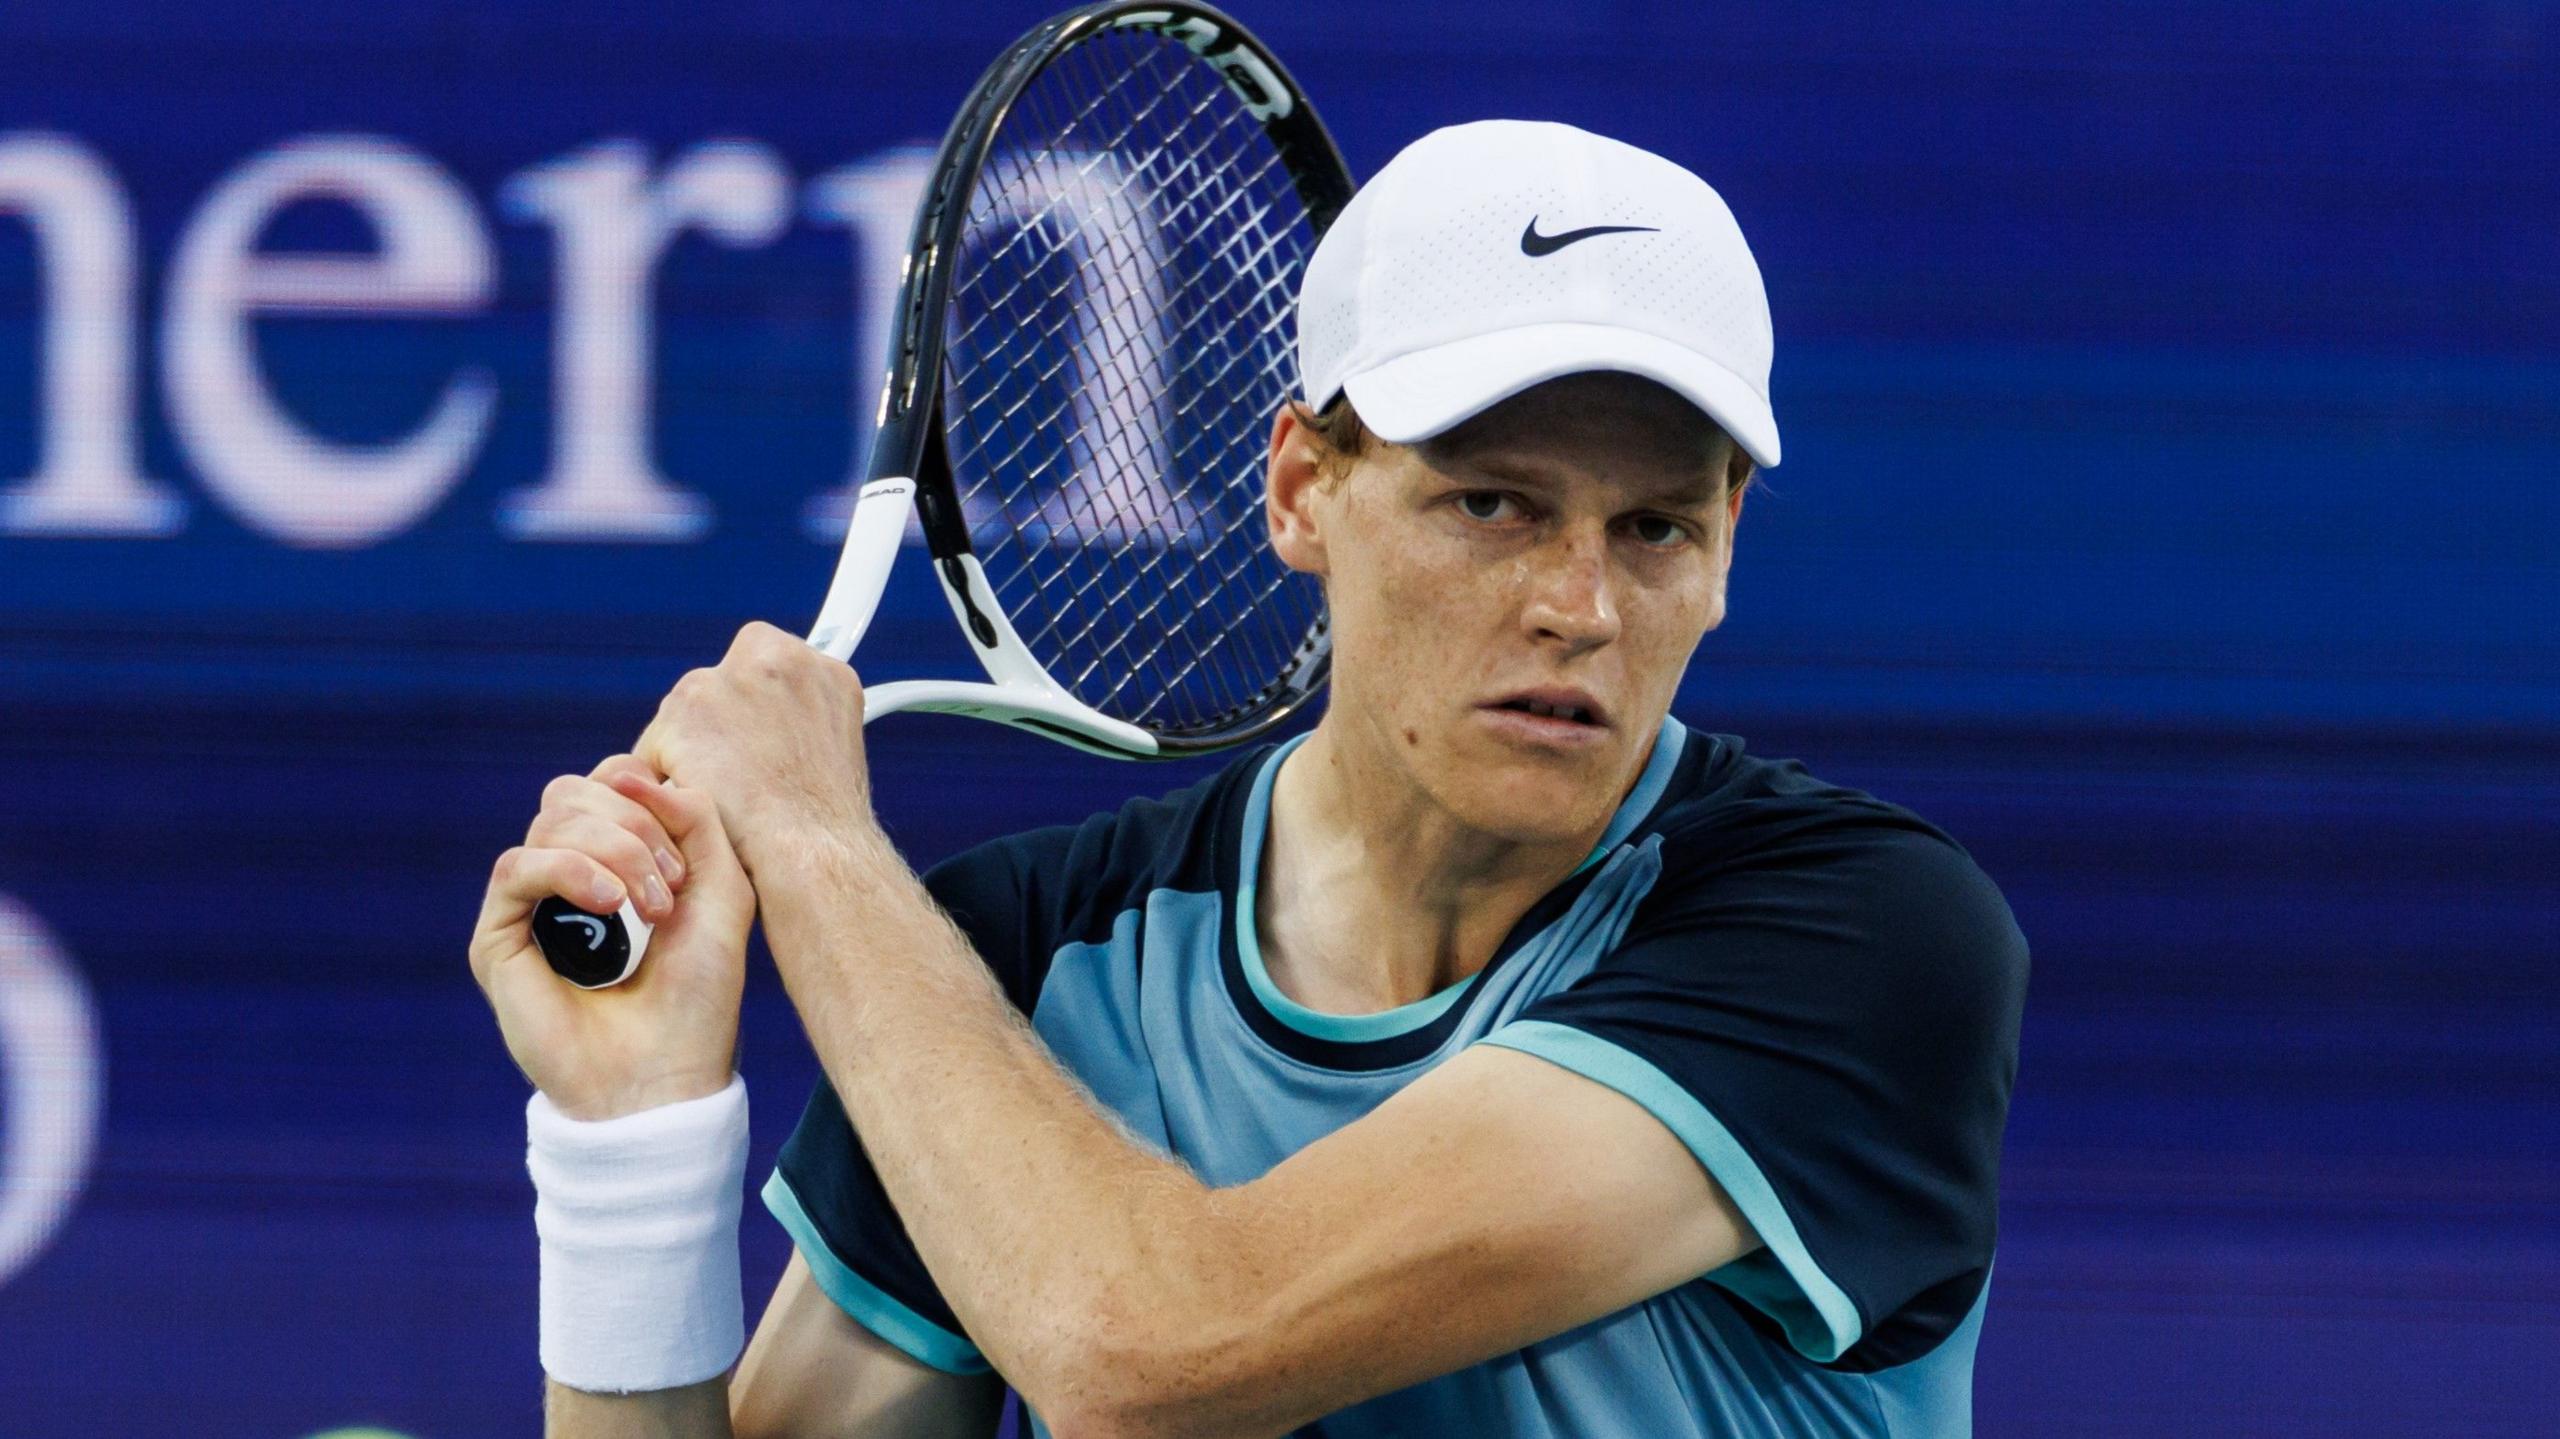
[534,0,1353,988]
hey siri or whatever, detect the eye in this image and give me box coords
[1456,491,1519,522]
[1629,514,1691,548]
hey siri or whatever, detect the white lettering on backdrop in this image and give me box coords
[0,134,184,538]
[164,136,498,549]
[497,140,790,541]
[0,895,102,1291]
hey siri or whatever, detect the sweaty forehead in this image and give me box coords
[1421,373,1735,484]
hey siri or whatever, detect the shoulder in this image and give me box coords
[917,745,1271,1002]
[1644,730,1979,873]
[1623,730,2029,1035]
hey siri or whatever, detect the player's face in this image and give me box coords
[1283,373,1746,846]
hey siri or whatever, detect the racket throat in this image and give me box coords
[929,552,1085,694]
[900,551,1158,755]
[936,555,1002,649]
[863,678,1156,758]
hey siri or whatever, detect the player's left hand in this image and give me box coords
[634,622,880,875]
[472,753,753,1120]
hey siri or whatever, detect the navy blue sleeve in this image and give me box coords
[763,834,1059,1375]
[1482,812,2027,1371]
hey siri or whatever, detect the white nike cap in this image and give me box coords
[1298,119,1780,468]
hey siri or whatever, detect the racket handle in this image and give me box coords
[531,895,655,989]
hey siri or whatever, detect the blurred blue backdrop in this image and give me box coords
[1,2,2553,1435]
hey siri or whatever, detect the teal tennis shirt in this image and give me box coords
[768,718,2029,1437]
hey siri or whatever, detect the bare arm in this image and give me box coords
[544,1253,1006,1439]
[730,1253,1008,1439]
[546,1376,731,1439]
[757,827,1758,1439]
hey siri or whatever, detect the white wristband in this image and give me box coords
[527,1076,749,1393]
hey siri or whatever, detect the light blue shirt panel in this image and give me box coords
[1031,835,1665,1186]
[1027,905,1171,1152]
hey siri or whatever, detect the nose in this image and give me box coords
[1519,526,1620,653]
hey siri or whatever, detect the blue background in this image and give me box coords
[2,2,2555,1434]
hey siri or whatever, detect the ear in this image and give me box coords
[1720,452,1751,544]
[1712,452,1750,578]
[1264,403,1332,580]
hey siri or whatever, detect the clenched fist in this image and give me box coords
[469,753,754,1120]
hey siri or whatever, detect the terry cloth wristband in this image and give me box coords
[528,1076,749,1393]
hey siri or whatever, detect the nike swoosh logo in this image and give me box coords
[1519,217,1659,257]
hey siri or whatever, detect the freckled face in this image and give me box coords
[1301,374,1746,846]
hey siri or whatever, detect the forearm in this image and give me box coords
[755,828,1246,1419]
[547,1377,731,1439]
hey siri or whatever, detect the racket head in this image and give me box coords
[869,0,1351,757]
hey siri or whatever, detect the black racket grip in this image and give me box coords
[532,895,654,989]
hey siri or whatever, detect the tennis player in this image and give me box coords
[473,121,2028,1438]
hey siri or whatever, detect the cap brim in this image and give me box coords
[1338,321,1780,468]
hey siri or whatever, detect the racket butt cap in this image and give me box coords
[531,896,654,989]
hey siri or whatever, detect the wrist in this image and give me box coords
[529,1075,750,1393]
[752,816,902,926]
[754,824,940,1018]
[732,803,882,887]
[544,1068,739,1124]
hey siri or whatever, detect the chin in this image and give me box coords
[1440,756,1618,846]
[1435,711,1655,834]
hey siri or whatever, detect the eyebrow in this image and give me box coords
[1451,453,1725,508]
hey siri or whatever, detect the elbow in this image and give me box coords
[1025,1379,1211,1439]
[1014,1296,1261,1439]
[1022,1395,1144,1439]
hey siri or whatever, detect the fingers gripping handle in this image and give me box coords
[532,895,656,989]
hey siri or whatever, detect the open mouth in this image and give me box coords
[1492,696,1604,727]
[1498,698,1595,724]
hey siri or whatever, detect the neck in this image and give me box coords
[1256,713,1632,1017]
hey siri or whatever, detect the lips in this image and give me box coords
[1485,687,1609,728]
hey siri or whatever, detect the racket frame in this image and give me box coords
[817,0,1353,759]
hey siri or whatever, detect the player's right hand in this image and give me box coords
[470,754,753,1121]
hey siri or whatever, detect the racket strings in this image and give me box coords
[1062,125,1308,717]
[937,29,1324,735]
[960,77,1271,520]
[955,61,1236,682]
